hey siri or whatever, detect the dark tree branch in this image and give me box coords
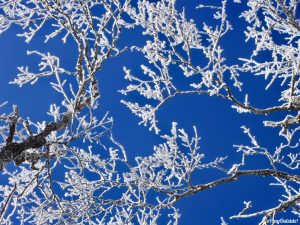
[0,112,71,170]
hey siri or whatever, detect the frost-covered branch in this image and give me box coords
[1,0,300,224]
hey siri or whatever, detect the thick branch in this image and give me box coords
[0,113,70,170]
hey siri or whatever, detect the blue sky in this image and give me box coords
[0,1,299,224]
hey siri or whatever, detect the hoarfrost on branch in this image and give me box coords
[0,0,300,224]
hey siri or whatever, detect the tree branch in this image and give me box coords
[175,169,300,200]
[0,111,71,170]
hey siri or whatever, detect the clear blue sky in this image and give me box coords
[0,1,298,224]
